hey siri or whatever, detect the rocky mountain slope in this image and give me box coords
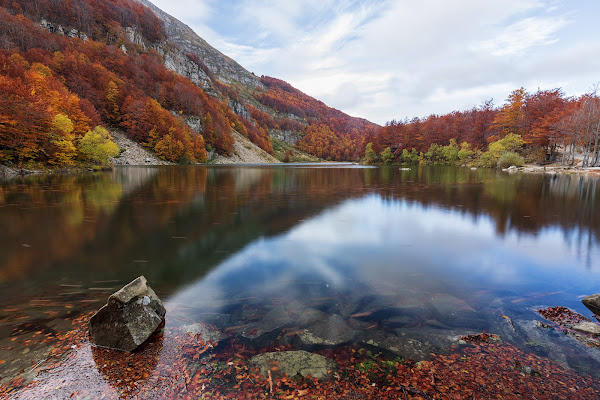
[132,0,378,161]
[0,0,377,167]
[134,0,262,90]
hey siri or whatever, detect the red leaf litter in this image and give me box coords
[1,312,599,399]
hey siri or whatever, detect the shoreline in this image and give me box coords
[517,165,600,176]
[4,162,600,181]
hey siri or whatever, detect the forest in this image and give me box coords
[0,0,273,167]
[252,76,378,161]
[0,0,378,168]
[2,0,600,168]
[364,87,600,168]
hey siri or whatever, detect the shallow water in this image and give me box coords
[1,165,600,381]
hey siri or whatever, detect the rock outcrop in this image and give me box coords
[110,130,173,166]
[39,19,88,40]
[269,129,302,146]
[0,165,17,179]
[133,0,263,90]
[89,276,166,352]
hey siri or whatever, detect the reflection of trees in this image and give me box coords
[0,174,126,282]
[1,166,599,291]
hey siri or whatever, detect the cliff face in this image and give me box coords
[134,0,263,90]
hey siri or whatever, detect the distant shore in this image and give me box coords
[520,164,600,176]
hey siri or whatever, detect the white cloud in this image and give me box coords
[475,16,569,56]
[148,0,598,124]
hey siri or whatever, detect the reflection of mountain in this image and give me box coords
[0,167,598,292]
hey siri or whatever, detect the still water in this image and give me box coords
[1,165,600,381]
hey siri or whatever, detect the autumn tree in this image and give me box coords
[47,114,77,165]
[523,89,566,161]
[77,126,120,165]
[491,87,527,140]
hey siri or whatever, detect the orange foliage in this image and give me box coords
[0,2,243,163]
[255,76,378,160]
[0,52,93,164]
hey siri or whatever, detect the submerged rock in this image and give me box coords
[572,321,600,336]
[359,330,430,360]
[239,305,294,341]
[89,276,166,352]
[299,315,354,346]
[582,294,600,316]
[427,294,483,329]
[182,323,227,343]
[250,350,336,379]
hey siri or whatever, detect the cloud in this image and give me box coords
[148,0,596,124]
[475,16,569,56]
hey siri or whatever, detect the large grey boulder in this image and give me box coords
[582,294,600,316]
[250,351,336,379]
[89,276,166,351]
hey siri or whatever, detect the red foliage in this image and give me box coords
[3,313,600,399]
[369,103,501,155]
[0,0,165,44]
[0,51,94,163]
[256,76,378,161]
[247,105,279,130]
[538,306,590,325]
[238,115,273,154]
[296,124,355,161]
[0,3,242,161]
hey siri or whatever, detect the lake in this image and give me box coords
[1,165,600,396]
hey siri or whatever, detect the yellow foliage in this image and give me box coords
[77,126,120,166]
[48,114,77,166]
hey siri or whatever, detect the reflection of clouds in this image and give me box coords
[168,195,600,315]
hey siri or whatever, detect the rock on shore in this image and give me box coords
[89,276,166,352]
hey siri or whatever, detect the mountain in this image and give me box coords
[0,0,378,168]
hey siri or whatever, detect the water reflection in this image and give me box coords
[1,166,600,379]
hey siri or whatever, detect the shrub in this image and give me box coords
[78,127,119,166]
[497,151,525,169]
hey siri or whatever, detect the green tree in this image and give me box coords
[441,139,460,164]
[381,147,394,164]
[364,142,377,164]
[424,143,444,164]
[78,126,120,166]
[458,142,474,164]
[401,148,419,164]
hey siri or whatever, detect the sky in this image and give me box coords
[148,0,600,125]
